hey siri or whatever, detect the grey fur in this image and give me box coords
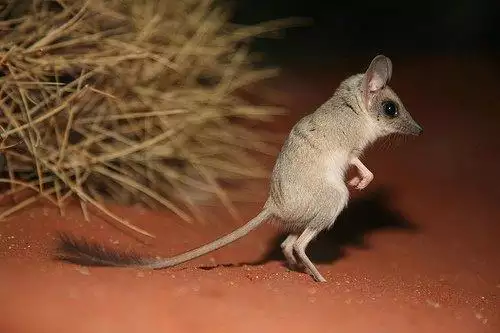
[57,55,422,282]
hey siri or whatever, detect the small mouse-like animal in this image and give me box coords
[57,55,422,282]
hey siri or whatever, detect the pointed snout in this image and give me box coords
[403,116,423,136]
[412,122,423,136]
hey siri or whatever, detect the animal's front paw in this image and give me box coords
[356,171,374,190]
[348,172,373,190]
[348,176,361,187]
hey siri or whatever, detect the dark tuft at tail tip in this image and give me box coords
[54,232,146,267]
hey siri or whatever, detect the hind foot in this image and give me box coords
[281,234,302,270]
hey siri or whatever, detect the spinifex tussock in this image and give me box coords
[0,0,301,237]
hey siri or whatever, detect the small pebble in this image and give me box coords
[474,312,488,325]
[75,266,90,275]
[425,299,441,308]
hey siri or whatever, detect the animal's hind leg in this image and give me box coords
[280,234,299,269]
[293,227,325,282]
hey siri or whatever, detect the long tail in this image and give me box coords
[56,209,271,269]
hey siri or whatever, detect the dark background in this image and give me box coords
[225,0,499,67]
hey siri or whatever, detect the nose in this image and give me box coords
[409,121,423,136]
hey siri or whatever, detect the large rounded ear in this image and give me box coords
[363,55,392,93]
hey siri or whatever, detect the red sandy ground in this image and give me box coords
[0,56,499,333]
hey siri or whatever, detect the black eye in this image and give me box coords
[382,100,399,118]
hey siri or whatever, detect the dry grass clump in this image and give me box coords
[0,0,298,237]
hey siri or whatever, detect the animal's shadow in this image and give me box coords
[199,188,418,270]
